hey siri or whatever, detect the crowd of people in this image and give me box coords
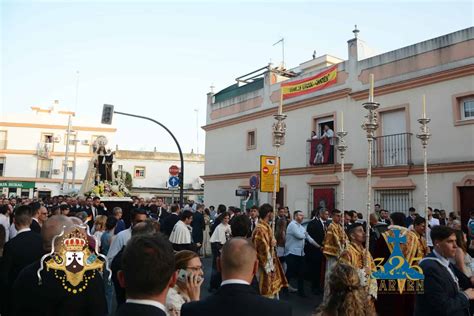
[0,194,473,316]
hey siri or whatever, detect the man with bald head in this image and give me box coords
[181,237,292,316]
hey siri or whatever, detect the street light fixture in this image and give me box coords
[101,105,185,207]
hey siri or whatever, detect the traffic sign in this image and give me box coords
[249,175,259,189]
[169,165,180,176]
[168,176,180,188]
[260,155,280,193]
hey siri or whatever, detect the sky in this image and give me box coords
[1,0,473,154]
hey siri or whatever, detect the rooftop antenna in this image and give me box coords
[273,37,285,68]
[312,50,316,59]
[353,24,360,38]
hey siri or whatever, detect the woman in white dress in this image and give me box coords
[166,250,204,316]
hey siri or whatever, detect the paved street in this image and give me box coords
[200,257,322,316]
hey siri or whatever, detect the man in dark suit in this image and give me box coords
[191,204,205,253]
[415,225,474,316]
[116,234,176,316]
[406,207,416,227]
[1,205,43,289]
[92,196,108,216]
[29,202,43,234]
[379,209,391,225]
[305,208,328,294]
[161,204,180,237]
[182,237,292,316]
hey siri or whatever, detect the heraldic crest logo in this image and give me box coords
[372,229,424,294]
[37,224,109,294]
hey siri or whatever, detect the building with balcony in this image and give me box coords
[0,102,206,200]
[202,27,474,223]
[0,102,117,198]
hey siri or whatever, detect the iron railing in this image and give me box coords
[374,189,413,215]
[372,133,412,167]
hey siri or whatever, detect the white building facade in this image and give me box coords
[115,150,204,202]
[0,102,117,198]
[203,28,474,223]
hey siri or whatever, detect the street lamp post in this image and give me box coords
[101,106,185,207]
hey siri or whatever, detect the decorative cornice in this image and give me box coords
[203,161,474,182]
[0,149,94,158]
[307,175,340,186]
[351,161,474,178]
[116,150,205,162]
[202,88,352,132]
[201,163,354,181]
[0,122,117,132]
[0,176,83,184]
[350,64,474,101]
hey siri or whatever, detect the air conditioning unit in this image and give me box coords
[81,140,90,146]
[52,169,61,175]
[53,136,61,143]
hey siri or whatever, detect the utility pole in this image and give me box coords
[62,115,72,192]
[71,138,79,191]
[194,108,199,154]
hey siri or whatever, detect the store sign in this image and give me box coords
[0,181,35,189]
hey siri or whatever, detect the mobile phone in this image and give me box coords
[178,269,203,283]
[177,269,189,282]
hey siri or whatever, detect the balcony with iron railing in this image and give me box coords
[372,133,412,167]
[36,142,53,159]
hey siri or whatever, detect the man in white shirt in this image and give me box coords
[107,209,148,262]
[427,207,440,248]
[116,234,176,316]
[321,124,335,163]
[284,211,320,297]
[0,205,10,242]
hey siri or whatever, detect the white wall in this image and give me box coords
[116,158,204,189]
